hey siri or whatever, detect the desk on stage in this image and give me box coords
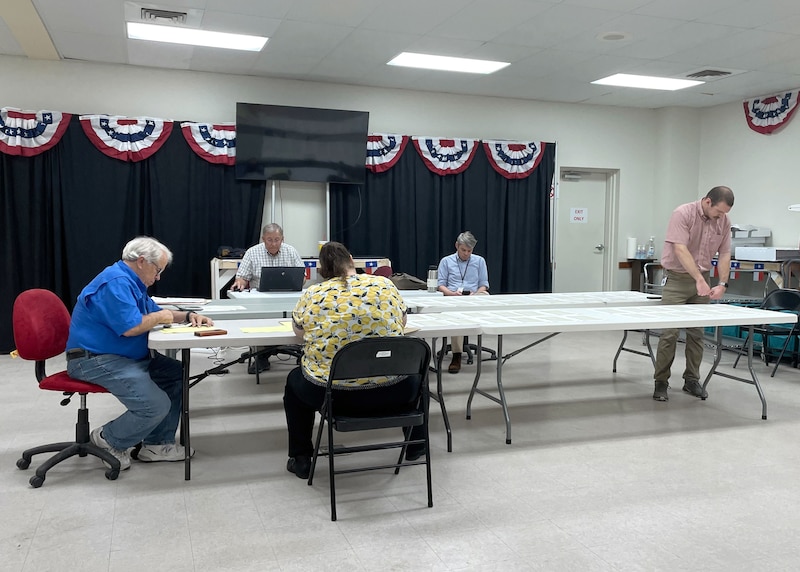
[210,257,392,299]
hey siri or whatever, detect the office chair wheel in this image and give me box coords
[29,475,44,488]
[17,457,31,470]
[105,468,120,481]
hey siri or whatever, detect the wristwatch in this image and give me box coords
[718,281,729,288]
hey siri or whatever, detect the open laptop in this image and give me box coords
[258,266,305,292]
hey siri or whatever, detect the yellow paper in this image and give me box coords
[242,321,293,333]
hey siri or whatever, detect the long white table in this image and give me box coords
[226,288,440,313]
[211,257,392,299]
[148,314,480,480]
[454,304,797,444]
[413,290,660,313]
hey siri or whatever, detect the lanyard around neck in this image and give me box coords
[457,255,471,281]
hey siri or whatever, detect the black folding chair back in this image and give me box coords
[308,336,433,521]
[733,288,800,376]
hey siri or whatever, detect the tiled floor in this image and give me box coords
[3,332,800,571]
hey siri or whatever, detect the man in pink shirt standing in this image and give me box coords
[653,186,734,402]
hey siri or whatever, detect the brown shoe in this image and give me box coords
[448,353,462,374]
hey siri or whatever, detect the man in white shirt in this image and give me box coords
[232,223,303,292]
[232,223,304,373]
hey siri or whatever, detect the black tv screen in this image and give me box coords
[235,102,369,184]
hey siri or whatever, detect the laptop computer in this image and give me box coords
[258,266,305,292]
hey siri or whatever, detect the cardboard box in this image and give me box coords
[734,246,800,261]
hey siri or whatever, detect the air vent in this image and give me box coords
[680,67,746,82]
[141,8,187,24]
[123,2,203,27]
[686,69,730,79]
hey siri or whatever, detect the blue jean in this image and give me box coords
[67,351,182,449]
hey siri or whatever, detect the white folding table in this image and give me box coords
[452,304,796,444]
[148,314,480,479]
[412,290,660,313]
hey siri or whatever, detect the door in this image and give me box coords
[553,171,610,292]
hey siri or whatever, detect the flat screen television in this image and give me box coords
[235,102,369,184]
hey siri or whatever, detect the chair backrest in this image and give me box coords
[13,289,71,362]
[643,262,663,295]
[760,288,800,313]
[329,337,431,383]
[373,265,393,278]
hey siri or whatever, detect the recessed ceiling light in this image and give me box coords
[126,22,268,52]
[387,52,509,74]
[592,73,704,91]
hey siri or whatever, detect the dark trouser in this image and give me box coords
[283,367,424,457]
[654,269,710,384]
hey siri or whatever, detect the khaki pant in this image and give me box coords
[653,269,710,384]
[451,336,463,353]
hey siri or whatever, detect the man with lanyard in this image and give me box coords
[437,231,490,373]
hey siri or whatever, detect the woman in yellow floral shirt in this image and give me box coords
[283,242,424,479]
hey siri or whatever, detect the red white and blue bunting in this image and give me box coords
[181,122,236,165]
[0,107,71,157]
[483,140,546,179]
[365,133,408,173]
[743,90,800,134]
[412,137,479,175]
[79,115,173,162]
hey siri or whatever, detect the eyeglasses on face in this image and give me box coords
[147,260,165,276]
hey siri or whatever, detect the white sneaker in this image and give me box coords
[90,427,131,471]
[137,443,195,462]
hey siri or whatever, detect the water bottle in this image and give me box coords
[427,265,438,293]
[646,236,655,259]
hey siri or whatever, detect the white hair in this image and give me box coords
[121,236,173,265]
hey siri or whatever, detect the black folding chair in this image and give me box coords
[733,288,800,377]
[308,336,433,521]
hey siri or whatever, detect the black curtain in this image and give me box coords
[1,115,264,352]
[330,142,555,294]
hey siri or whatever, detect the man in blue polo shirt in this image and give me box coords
[66,236,214,471]
[437,231,490,373]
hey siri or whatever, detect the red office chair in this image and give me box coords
[374,265,393,278]
[12,289,121,487]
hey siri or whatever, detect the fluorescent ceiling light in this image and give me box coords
[126,22,267,52]
[592,73,703,91]
[387,52,509,74]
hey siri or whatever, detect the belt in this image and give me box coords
[66,349,98,361]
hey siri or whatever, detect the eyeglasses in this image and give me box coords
[264,237,283,244]
[148,260,165,276]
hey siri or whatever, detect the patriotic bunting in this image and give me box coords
[743,90,800,134]
[412,137,479,175]
[483,140,546,179]
[181,122,236,165]
[365,133,408,173]
[0,107,71,157]
[79,115,173,162]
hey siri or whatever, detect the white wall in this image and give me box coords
[4,54,789,288]
[700,102,800,248]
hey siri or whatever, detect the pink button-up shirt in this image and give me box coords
[660,200,731,273]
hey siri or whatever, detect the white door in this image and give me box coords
[553,171,608,292]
